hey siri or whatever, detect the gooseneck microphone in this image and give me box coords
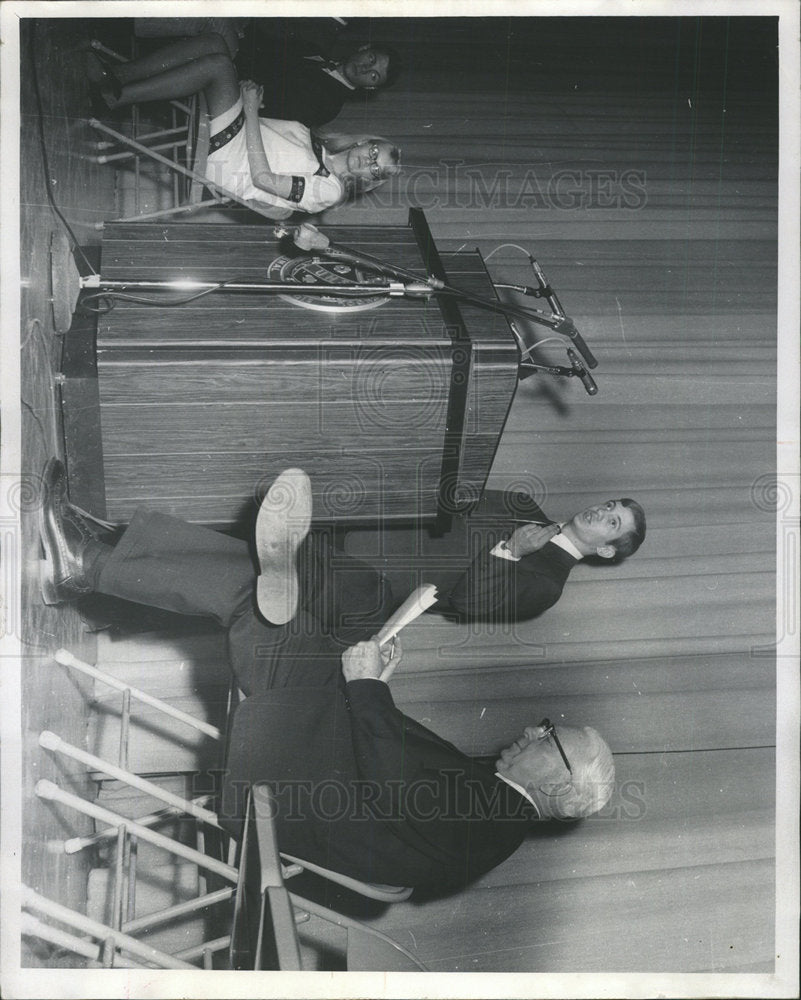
[567,348,598,396]
[275,224,600,391]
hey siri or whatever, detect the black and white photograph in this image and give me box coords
[1,2,798,997]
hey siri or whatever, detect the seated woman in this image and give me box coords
[86,33,402,219]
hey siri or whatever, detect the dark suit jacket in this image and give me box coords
[235,36,359,127]
[355,490,579,624]
[221,680,535,892]
[445,536,578,622]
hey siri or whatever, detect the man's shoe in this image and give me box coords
[38,458,100,605]
[255,468,312,625]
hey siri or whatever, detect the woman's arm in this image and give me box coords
[240,80,293,199]
[245,199,293,220]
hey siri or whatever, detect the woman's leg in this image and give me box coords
[91,46,240,119]
[134,20,241,59]
[106,32,231,85]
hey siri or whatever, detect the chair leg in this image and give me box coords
[22,886,197,970]
[21,912,147,968]
[122,887,234,935]
[54,649,222,739]
[39,730,220,827]
[175,935,231,963]
[36,779,237,882]
[64,797,214,854]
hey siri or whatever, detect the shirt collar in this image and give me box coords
[323,65,354,89]
[550,526,583,561]
[495,772,541,816]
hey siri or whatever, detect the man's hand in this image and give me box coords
[342,639,385,683]
[506,522,561,558]
[240,79,264,114]
[292,223,331,251]
[342,637,403,684]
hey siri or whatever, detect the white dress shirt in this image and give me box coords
[490,524,583,562]
[495,772,541,815]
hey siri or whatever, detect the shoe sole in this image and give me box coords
[255,468,312,625]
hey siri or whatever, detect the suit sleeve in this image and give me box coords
[345,679,458,779]
[344,679,480,824]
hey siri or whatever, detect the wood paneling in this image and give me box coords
[78,219,520,523]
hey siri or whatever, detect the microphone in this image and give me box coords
[559,321,598,370]
[567,348,598,396]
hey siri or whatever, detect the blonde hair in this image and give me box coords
[312,130,402,204]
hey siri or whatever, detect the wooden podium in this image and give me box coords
[61,210,519,528]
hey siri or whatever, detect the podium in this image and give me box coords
[60,210,520,528]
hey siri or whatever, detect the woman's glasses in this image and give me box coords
[366,142,382,179]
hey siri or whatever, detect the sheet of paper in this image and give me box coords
[376,583,439,647]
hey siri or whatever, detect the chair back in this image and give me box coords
[229,785,301,970]
[186,92,212,207]
[221,688,413,902]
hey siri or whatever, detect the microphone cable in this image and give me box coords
[29,24,99,279]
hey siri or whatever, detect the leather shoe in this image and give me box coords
[85,50,122,110]
[255,468,312,625]
[38,458,101,605]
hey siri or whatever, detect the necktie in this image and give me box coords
[305,55,339,72]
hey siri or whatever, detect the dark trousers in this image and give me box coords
[97,509,394,696]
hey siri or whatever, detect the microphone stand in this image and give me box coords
[78,223,600,394]
[282,229,600,394]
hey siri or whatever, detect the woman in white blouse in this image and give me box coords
[87,33,402,219]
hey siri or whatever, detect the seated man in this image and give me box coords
[235,32,403,127]
[39,460,616,893]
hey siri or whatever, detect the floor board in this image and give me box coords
[17,18,118,966]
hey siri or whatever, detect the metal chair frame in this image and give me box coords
[86,39,222,224]
[23,648,417,970]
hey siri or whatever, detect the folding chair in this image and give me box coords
[21,885,201,970]
[52,648,411,899]
[85,40,220,224]
[84,40,285,223]
[230,785,426,971]
[25,648,416,970]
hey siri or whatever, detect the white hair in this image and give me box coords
[548,727,615,820]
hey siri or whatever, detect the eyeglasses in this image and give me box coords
[366,142,382,179]
[537,718,572,774]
